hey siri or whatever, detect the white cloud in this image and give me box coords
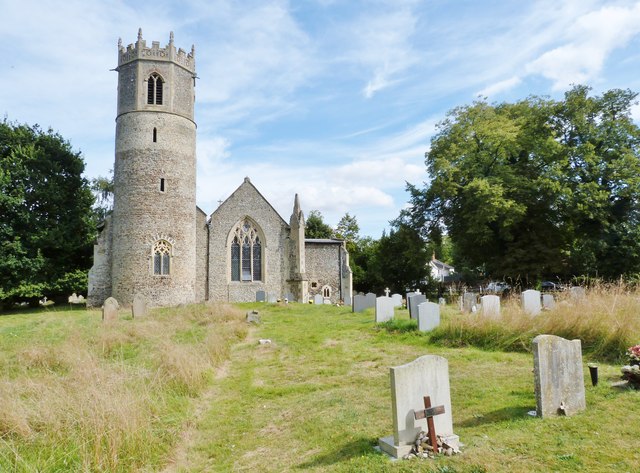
[477,76,522,98]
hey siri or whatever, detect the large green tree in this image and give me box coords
[0,121,96,306]
[399,86,640,282]
[305,210,333,239]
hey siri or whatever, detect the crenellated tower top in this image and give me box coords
[117,29,195,73]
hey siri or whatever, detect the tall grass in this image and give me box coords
[0,302,247,472]
[430,282,640,362]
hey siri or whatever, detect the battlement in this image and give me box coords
[118,29,195,72]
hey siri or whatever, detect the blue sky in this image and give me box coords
[2,0,640,237]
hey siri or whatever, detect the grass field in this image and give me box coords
[1,294,639,472]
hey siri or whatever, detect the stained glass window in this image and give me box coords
[229,219,263,282]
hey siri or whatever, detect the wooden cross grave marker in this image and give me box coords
[414,395,446,454]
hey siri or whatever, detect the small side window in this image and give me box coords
[153,128,157,142]
[160,178,165,192]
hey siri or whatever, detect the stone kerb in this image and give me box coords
[542,294,555,310]
[391,293,403,308]
[132,294,147,318]
[379,355,459,458]
[102,297,119,323]
[522,289,542,316]
[408,294,427,320]
[532,335,586,418]
[417,301,440,332]
[480,295,500,318]
[375,296,394,323]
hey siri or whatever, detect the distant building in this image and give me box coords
[88,30,352,307]
[429,254,455,282]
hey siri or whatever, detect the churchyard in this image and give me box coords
[0,286,639,471]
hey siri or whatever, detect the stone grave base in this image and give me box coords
[378,434,460,459]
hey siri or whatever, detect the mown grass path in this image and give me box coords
[178,303,640,472]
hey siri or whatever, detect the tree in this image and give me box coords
[305,210,333,239]
[398,86,640,282]
[91,171,114,221]
[0,121,96,306]
[334,213,360,243]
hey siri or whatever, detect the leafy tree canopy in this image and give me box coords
[0,120,95,306]
[398,86,640,282]
[305,210,333,239]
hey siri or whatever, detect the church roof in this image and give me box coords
[305,238,344,244]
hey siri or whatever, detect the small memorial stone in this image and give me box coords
[132,294,147,318]
[542,294,555,310]
[256,290,266,302]
[102,297,119,323]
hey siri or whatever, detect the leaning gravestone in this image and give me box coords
[480,295,500,318]
[313,294,324,305]
[542,294,555,310]
[408,294,427,320]
[462,292,477,313]
[417,301,440,332]
[353,294,366,312]
[102,297,119,322]
[522,289,542,316]
[132,294,147,318]
[532,335,586,418]
[379,355,459,458]
[256,290,266,302]
[391,293,403,308]
[375,296,394,323]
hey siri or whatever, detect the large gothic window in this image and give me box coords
[152,240,171,275]
[147,73,164,105]
[230,220,262,282]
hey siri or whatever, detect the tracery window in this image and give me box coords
[230,220,262,282]
[152,240,171,275]
[147,73,164,105]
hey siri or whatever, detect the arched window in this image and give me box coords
[230,220,262,282]
[322,285,332,298]
[152,240,171,275]
[147,73,163,105]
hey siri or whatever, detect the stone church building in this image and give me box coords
[88,31,352,308]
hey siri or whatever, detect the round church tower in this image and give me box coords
[111,30,197,306]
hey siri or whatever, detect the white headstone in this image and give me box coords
[256,290,266,302]
[353,294,367,312]
[532,335,586,418]
[102,297,119,323]
[522,289,542,316]
[364,292,377,309]
[131,294,147,318]
[313,294,324,305]
[408,294,427,320]
[391,293,403,308]
[480,295,500,318]
[542,294,555,310]
[375,296,395,323]
[378,355,459,458]
[417,301,440,332]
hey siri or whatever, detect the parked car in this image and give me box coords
[485,282,511,294]
[541,281,562,291]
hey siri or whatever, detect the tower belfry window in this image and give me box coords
[147,74,164,105]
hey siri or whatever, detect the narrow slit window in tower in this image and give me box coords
[153,127,157,142]
[160,178,165,192]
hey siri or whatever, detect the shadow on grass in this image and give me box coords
[457,406,534,428]
[295,437,380,469]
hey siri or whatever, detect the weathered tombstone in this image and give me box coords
[417,301,440,332]
[379,355,459,458]
[480,295,500,318]
[68,293,79,304]
[408,294,427,320]
[364,292,377,309]
[375,296,394,323]
[284,292,295,303]
[246,310,261,324]
[542,294,555,310]
[353,294,366,312]
[462,292,477,313]
[522,289,542,316]
[102,297,119,322]
[256,290,266,302]
[570,286,586,300]
[313,294,324,305]
[77,295,85,302]
[532,335,586,418]
[438,297,446,306]
[391,293,403,308]
[131,294,147,318]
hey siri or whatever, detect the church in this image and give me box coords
[87,30,352,308]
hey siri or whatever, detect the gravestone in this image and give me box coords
[570,286,586,300]
[417,302,440,332]
[353,294,366,312]
[284,292,295,303]
[246,310,261,324]
[408,294,427,320]
[323,298,332,305]
[102,297,119,322]
[391,293,403,308]
[405,292,416,306]
[343,293,351,306]
[542,294,555,310]
[522,289,542,316]
[462,292,477,313]
[532,335,586,418]
[313,294,324,305]
[68,293,79,304]
[365,292,377,309]
[256,290,266,302]
[480,295,500,318]
[131,294,147,318]
[375,296,395,323]
[379,355,459,458]
[438,297,446,305]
